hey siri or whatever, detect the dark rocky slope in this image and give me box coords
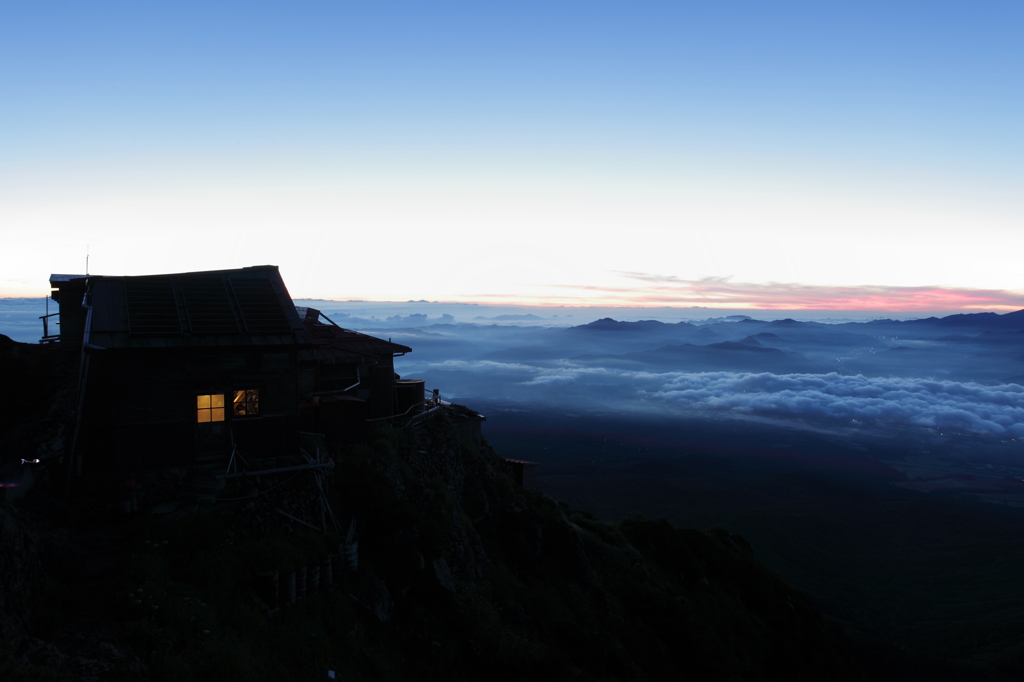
[0,337,861,681]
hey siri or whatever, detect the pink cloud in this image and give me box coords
[459,275,1024,312]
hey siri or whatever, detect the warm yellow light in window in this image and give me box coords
[197,394,225,423]
[233,389,260,416]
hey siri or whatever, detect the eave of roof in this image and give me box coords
[300,307,412,356]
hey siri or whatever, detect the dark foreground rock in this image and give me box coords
[1,409,863,682]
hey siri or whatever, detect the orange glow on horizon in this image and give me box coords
[306,281,1024,313]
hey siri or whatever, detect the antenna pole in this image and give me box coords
[86,245,89,276]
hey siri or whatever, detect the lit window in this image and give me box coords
[197,394,225,423]
[233,389,260,417]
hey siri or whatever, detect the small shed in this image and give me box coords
[502,459,539,489]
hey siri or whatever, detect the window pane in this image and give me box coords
[211,407,225,422]
[197,409,211,423]
[211,394,225,408]
[232,389,259,416]
[197,395,211,409]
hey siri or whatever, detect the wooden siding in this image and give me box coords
[78,348,302,472]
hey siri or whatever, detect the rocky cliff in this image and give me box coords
[0,336,862,681]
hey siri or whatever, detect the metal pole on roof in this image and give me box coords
[66,289,94,491]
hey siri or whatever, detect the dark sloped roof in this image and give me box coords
[82,266,309,349]
[298,307,411,362]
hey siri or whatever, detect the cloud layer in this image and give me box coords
[651,372,1024,437]
[413,359,1024,437]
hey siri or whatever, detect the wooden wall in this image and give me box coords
[79,347,301,473]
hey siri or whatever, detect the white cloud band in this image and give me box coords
[412,359,1024,437]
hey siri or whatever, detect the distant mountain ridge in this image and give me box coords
[569,309,1024,334]
[864,308,1024,331]
[575,341,818,374]
[571,317,696,332]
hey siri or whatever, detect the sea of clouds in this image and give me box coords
[651,372,1024,436]
[406,359,1024,437]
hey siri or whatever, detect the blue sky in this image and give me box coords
[2,1,1022,308]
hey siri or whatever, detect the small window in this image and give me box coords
[197,394,225,423]
[233,389,260,417]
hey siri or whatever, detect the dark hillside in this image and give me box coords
[0,338,860,681]
[0,335,54,445]
[482,408,1024,681]
[0,335,75,476]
